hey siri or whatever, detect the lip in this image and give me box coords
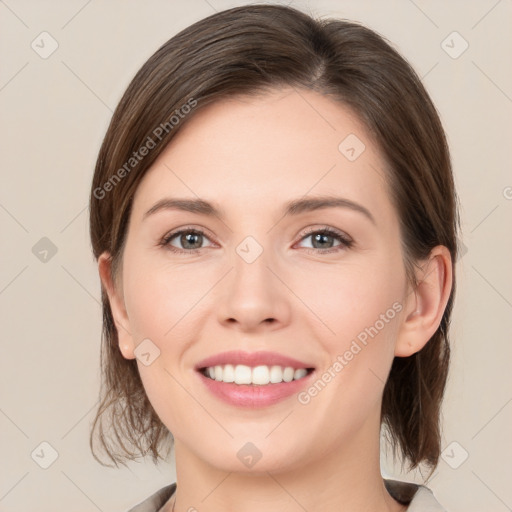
[194,350,315,370]
[194,350,316,408]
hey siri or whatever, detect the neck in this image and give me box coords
[166,408,406,512]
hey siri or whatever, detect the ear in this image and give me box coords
[395,245,453,357]
[98,251,136,360]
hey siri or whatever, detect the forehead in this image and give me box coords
[131,87,393,226]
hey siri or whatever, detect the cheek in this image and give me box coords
[301,261,404,401]
[123,254,207,342]
[122,258,204,433]
[300,261,403,344]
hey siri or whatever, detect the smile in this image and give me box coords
[200,364,314,385]
[194,350,317,407]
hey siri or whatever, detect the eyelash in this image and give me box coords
[158,225,353,255]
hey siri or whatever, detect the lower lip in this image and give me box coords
[197,370,315,408]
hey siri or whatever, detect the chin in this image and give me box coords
[202,441,306,475]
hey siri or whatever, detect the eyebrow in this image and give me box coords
[143,195,376,226]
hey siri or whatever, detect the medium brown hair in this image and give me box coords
[89,4,460,475]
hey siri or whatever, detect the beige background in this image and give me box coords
[1,0,511,510]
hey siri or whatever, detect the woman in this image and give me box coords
[89,4,459,511]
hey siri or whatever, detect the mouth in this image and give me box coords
[194,350,316,407]
[198,364,315,385]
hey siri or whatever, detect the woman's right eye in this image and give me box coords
[159,228,215,254]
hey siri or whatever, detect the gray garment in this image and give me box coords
[126,483,176,512]
[126,479,446,512]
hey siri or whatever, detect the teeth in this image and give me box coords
[202,364,311,385]
[294,368,308,380]
[222,364,235,383]
[283,367,294,382]
[235,364,252,384]
[252,365,270,385]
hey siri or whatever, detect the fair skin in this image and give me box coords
[98,87,452,512]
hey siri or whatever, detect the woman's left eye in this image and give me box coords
[159,226,353,255]
[295,227,353,253]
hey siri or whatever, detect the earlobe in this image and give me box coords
[98,252,136,360]
[394,246,453,357]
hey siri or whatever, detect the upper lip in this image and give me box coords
[195,350,315,370]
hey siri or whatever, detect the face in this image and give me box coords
[102,87,416,474]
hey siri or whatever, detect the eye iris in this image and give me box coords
[312,232,334,249]
[181,232,202,249]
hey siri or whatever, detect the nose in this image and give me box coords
[216,243,291,332]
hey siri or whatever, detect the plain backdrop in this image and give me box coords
[1,1,511,511]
